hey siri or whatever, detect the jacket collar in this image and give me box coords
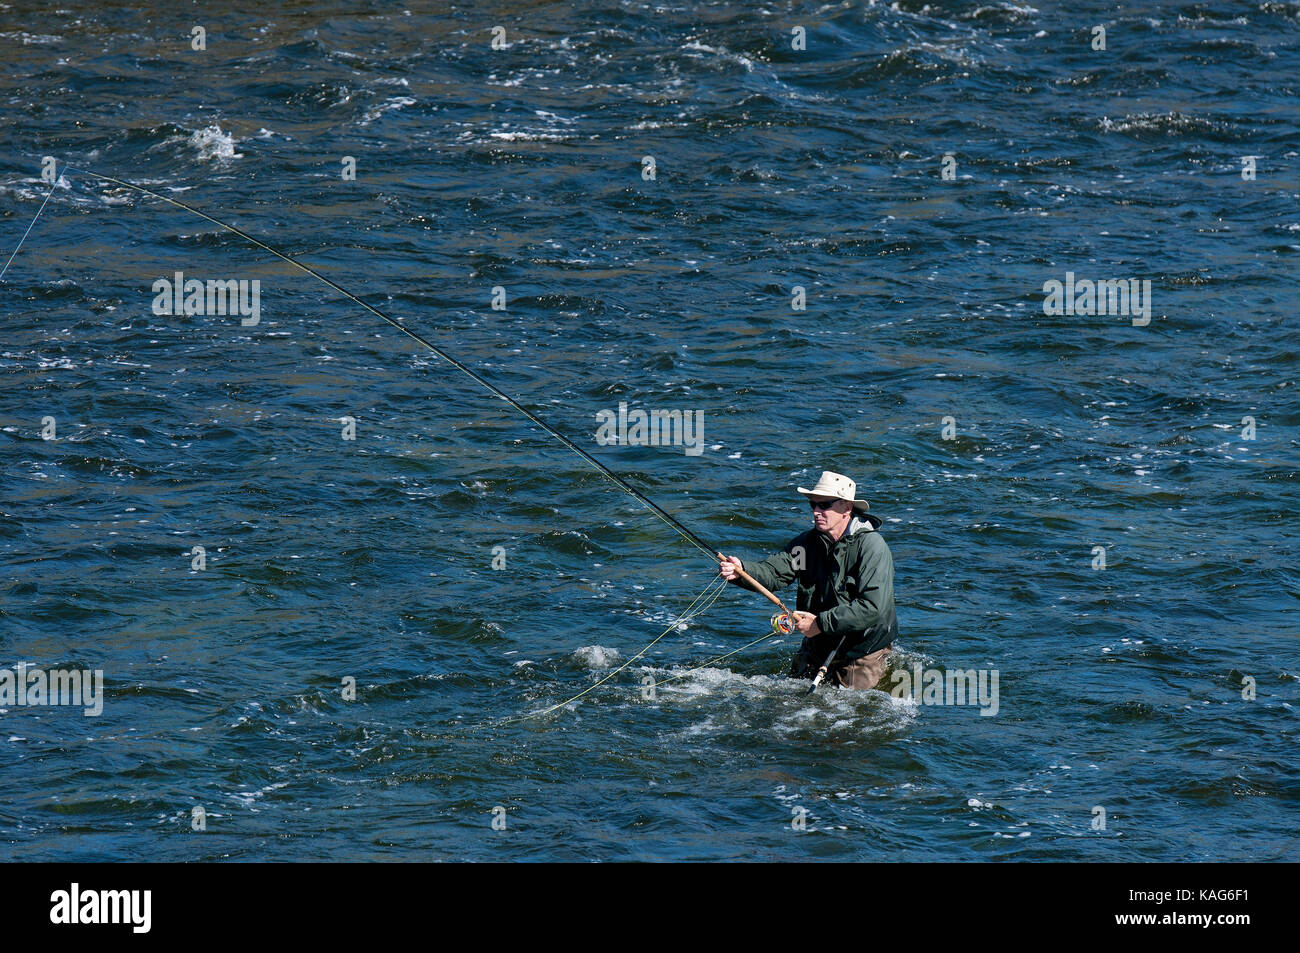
[849,513,882,533]
[814,514,881,549]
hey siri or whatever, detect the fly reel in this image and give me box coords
[771,611,795,635]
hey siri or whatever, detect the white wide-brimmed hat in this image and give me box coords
[797,470,870,513]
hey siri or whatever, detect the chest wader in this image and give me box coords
[789,644,817,680]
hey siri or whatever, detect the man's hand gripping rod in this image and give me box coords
[718,553,797,636]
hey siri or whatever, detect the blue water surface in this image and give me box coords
[1,1,1297,861]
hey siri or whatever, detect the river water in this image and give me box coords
[2,1,1297,861]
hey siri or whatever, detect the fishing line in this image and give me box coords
[63,166,720,563]
[494,572,729,725]
[0,164,61,283]
[652,629,781,688]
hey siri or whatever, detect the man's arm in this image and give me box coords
[718,537,802,593]
[815,536,894,635]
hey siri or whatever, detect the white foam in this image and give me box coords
[573,645,621,670]
[184,124,242,162]
[360,96,416,126]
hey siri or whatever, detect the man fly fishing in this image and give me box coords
[44,171,895,713]
[718,471,897,690]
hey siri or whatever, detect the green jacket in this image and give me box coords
[743,513,897,667]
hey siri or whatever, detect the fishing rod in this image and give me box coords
[61,167,798,633]
[726,560,796,633]
[67,168,724,548]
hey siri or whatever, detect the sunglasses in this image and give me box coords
[808,499,838,511]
